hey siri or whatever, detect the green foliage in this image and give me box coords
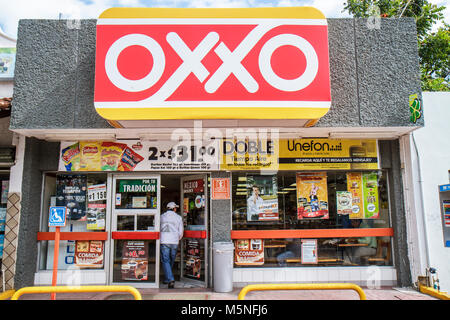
[343,0,449,91]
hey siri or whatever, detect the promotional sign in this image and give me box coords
[246,175,279,221]
[56,174,87,221]
[443,200,450,227]
[211,178,231,200]
[0,48,16,80]
[121,241,149,281]
[234,239,264,266]
[75,240,104,268]
[59,140,219,172]
[182,179,206,228]
[184,239,202,280]
[362,172,379,219]
[336,191,352,215]
[296,172,328,219]
[346,172,364,219]
[301,239,317,264]
[87,184,107,230]
[94,7,330,121]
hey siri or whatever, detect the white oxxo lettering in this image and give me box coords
[105,24,318,95]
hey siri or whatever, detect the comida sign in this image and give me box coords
[94,7,331,121]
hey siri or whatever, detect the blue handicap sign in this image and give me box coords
[49,206,67,227]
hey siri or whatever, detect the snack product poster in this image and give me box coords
[347,172,364,219]
[121,241,149,281]
[234,239,264,266]
[59,140,219,172]
[246,175,279,221]
[296,172,329,219]
[75,240,104,268]
[362,172,380,219]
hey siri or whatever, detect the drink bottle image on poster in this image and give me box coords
[121,241,148,281]
[246,175,279,221]
[56,174,87,221]
[347,172,364,219]
[184,239,203,280]
[336,191,352,215]
[234,239,264,265]
[296,172,329,219]
[362,172,380,219]
[75,240,104,268]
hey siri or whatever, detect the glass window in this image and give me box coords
[38,173,108,270]
[232,170,393,268]
[115,178,158,210]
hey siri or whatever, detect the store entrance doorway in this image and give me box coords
[160,174,209,288]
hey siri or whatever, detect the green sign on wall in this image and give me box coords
[118,179,157,193]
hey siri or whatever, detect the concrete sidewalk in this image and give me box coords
[12,284,437,300]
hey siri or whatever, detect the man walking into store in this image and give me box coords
[160,202,184,288]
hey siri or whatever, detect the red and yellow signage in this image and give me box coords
[94,7,331,120]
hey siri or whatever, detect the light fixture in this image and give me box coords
[236,184,247,187]
[238,177,247,181]
[44,133,116,141]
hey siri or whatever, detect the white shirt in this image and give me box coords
[247,194,264,218]
[160,210,184,244]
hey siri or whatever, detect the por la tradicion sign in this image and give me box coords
[94,7,331,120]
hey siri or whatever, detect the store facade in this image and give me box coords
[7,7,424,289]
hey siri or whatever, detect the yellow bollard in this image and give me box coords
[237,283,366,300]
[10,285,142,300]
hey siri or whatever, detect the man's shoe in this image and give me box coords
[168,281,175,289]
[162,280,170,284]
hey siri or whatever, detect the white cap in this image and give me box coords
[167,202,179,209]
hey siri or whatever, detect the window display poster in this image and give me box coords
[347,172,364,219]
[336,191,352,215]
[1,180,9,204]
[296,172,329,219]
[121,241,148,281]
[75,240,104,268]
[362,172,380,219]
[56,174,87,221]
[234,239,264,266]
[301,239,318,264]
[184,239,202,280]
[0,208,6,232]
[246,175,279,221]
[443,200,450,227]
[87,203,106,230]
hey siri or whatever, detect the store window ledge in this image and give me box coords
[37,232,108,241]
[230,228,394,239]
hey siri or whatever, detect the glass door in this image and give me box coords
[180,174,209,287]
[110,174,161,288]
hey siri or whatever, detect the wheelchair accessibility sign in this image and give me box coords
[49,206,67,227]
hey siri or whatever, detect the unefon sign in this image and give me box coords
[94,7,331,120]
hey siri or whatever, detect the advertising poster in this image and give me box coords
[183,179,206,228]
[60,140,219,172]
[75,240,104,268]
[336,191,352,215]
[246,175,278,221]
[278,139,379,171]
[347,172,364,219]
[56,174,87,221]
[211,178,231,200]
[362,172,380,219]
[184,239,202,280]
[87,184,106,230]
[234,239,264,266]
[301,239,318,264]
[0,48,16,79]
[0,208,5,232]
[1,180,9,204]
[296,172,329,219]
[121,241,148,281]
[443,201,450,227]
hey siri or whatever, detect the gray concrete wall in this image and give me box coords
[14,138,59,289]
[10,18,423,130]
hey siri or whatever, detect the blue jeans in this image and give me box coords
[160,244,178,283]
[277,250,296,267]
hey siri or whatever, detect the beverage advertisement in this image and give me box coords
[184,239,202,280]
[121,241,149,281]
[347,172,364,219]
[336,191,352,215]
[296,172,329,219]
[246,175,278,221]
[56,174,87,221]
[362,172,380,219]
[234,239,264,266]
[75,240,104,268]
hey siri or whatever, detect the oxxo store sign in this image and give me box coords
[94,7,331,121]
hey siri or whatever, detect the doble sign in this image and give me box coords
[94,7,331,120]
